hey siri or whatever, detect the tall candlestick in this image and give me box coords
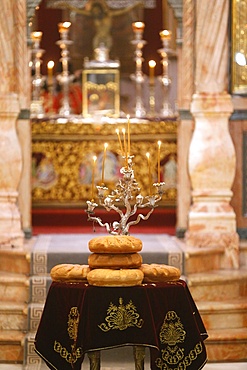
[157,141,161,183]
[101,143,108,184]
[146,152,152,195]
[92,155,97,200]
[116,129,124,156]
[127,114,130,155]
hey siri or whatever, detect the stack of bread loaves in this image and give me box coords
[50,235,181,286]
[87,235,144,286]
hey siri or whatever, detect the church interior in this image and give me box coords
[0,0,247,369]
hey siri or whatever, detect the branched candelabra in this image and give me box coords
[158,30,174,118]
[30,31,45,118]
[130,22,147,118]
[86,155,165,235]
[56,22,74,116]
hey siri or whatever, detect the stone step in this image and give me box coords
[0,238,34,275]
[0,330,25,363]
[0,271,29,303]
[174,238,225,274]
[0,301,28,331]
[186,268,247,301]
[197,297,247,330]
[205,327,247,362]
[240,240,247,268]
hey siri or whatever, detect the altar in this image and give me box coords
[32,118,177,207]
[34,280,208,370]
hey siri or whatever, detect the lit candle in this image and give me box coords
[132,21,145,39]
[58,21,71,35]
[127,114,131,155]
[116,129,123,156]
[101,143,108,184]
[47,60,54,87]
[160,30,171,48]
[159,29,171,40]
[92,155,97,200]
[157,141,161,183]
[146,152,152,195]
[122,128,127,165]
[149,60,156,86]
[31,31,43,48]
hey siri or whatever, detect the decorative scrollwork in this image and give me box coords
[98,297,144,332]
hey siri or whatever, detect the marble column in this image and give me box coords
[0,1,24,248]
[185,0,239,269]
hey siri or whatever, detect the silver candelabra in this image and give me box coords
[158,30,174,118]
[86,155,165,235]
[130,22,147,118]
[30,31,45,118]
[56,22,74,116]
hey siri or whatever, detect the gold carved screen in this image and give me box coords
[231,0,247,94]
[31,120,177,207]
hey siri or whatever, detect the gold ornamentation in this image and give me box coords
[32,120,177,137]
[159,310,186,345]
[54,306,83,364]
[67,306,80,340]
[98,297,144,332]
[155,310,204,369]
[32,122,177,206]
[231,0,247,94]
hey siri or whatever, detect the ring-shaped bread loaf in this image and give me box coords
[88,253,142,269]
[87,268,144,286]
[140,263,181,283]
[88,235,142,254]
[50,263,90,282]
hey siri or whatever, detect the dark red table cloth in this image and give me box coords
[35,280,208,370]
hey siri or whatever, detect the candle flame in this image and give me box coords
[160,30,171,39]
[149,60,156,68]
[47,60,54,69]
[132,21,145,31]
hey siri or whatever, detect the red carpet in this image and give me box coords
[32,207,176,235]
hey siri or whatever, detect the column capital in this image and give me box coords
[191,92,233,115]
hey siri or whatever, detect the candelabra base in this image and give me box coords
[159,104,174,119]
[30,100,45,118]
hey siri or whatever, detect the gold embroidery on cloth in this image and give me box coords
[54,306,83,364]
[98,297,144,332]
[155,311,203,369]
[159,311,186,345]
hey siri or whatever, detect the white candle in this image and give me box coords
[127,114,130,155]
[122,128,127,166]
[47,60,54,87]
[146,152,152,195]
[92,156,97,200]
[149,60,156,86]
[157,141,161,183]
[101,143,108,184]
[116,129,123,156]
